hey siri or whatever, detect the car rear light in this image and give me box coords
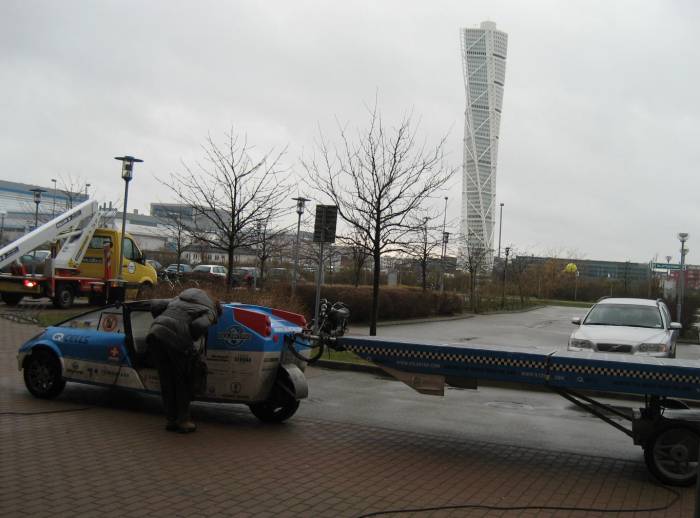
[23,280,37,288]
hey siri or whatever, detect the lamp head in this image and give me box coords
[30,188,46,204]
[678,232,689,243]
[114,155,143,182]
[292,196,310,216]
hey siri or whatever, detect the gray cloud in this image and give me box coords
[1,0,697,262]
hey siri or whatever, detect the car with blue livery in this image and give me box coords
[16,300,312,423]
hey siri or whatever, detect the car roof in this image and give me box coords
[596,297,659,307]
[196,264,220,268]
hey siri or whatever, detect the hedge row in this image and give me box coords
[295,285,463,323]
[146,282,463,324]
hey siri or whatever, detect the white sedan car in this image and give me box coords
[568,297,681,358]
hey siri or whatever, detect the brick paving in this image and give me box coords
[0,317,695,517]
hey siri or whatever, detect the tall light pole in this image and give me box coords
[51,178,57,217]
[291,196,310,295]
[677,233,689,324]
[440,196,448,292]
[85,183,91,198]
[0,209,6,245]
[114,156,143,282]
[497,202,504,259]
[501,246,510,308]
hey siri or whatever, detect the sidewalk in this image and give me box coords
[0,319,694,517]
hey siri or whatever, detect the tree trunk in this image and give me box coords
[226,246,235,287]
[370,249,381,336]
[259,258,266,289]
[421,261,427,291]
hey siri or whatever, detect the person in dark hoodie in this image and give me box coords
[146,288,221,433]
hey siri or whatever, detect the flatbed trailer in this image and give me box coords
[330,335,700,486]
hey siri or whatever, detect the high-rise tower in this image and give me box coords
[460,21,507,264]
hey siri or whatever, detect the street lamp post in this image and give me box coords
[440,196,448,292]
[85,183,91,198]
[677,233,689,324]
[114,156,143,282]
[51,178,57,217]
[497,202,504,259]
[29,188,46,230]
[442,231,450,291]
[501,246,510,308]
[0,209,6,245]
[291,196,310,295]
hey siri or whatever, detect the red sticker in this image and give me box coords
[108,346,120,361]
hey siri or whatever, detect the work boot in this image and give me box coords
[176,420,197,433]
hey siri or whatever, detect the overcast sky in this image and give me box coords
[2,1,698,263]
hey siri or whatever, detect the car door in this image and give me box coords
[53,307,144,389]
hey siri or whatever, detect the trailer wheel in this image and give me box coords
[644,425,700,486]
[1,293,23,306]
[24,349,66,399]
[52,284,74,309]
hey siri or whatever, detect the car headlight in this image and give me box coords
[639,343,668,353]
[570,339,593,349]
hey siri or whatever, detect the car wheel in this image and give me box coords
[249,398,300,423]
[52,284,74,309]
[644,425,699,486]
[1,293,23,306]
[23,349,66,399]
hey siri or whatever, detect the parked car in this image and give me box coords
[164,263,192,275]
[568,297,681,358]
[231,267,258,286]
[193,264,227,278]
[16,301,310,423]
[145,259,163,272]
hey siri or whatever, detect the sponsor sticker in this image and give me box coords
[217,325,252,349]
[101,314,120,333]
[52,333,89,344]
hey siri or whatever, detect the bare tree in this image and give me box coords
[254,213,293,288]
[57,173,89,210]
[337,228,371,287]
[460,230,490,312]
[154,205,192,269]
[162,129,290,286]
[402,214,442,291]
[304,106,455,334]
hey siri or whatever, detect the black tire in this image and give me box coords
[52,284,74,309]
[23,349,66,399]
[644,425,700,486]
[88,291,107,306]
[249,398,300,423]
[249,369,300,423]
[1,293,23,306]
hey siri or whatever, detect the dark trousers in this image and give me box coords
[150,341,193,424]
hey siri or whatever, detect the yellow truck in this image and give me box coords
[0,200,157,308]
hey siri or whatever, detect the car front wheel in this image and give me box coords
[24,349,66,399]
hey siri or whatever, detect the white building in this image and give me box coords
[460,21,508,264]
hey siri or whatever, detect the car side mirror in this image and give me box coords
[571,317,581,325]
[670,322,682,330]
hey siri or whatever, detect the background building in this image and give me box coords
[459,21,508,264]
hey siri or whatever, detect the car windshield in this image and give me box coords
[584,304,663,329]
[193,265,211,272]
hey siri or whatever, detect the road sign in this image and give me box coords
[653,263,681,270]
[313,205,338,243]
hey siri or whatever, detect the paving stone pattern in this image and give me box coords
[0,318,694,517]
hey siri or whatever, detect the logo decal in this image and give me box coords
[52,333,65,342]
[101,314,119,332]
[52,333,88,345]
[108,346,120,361]
[127,262,136,274]
[217,325,252,349]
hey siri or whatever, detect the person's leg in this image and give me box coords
[152,342,178,429]
[169,349,196,432]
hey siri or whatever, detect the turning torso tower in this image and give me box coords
[460,21,508,264]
